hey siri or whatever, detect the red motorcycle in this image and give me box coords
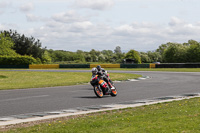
[91,74,117,98]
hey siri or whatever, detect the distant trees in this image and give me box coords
[1,30,50,63]
[0,32,38,65]
[1,29,200,64]
[163,43,188,63]
[138,40,200,63]
[0,33,18,56]
[47,46,125,64]
[186,40,200,62]
[125,49,141,64]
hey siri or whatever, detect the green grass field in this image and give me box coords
[1,68,200,132]
[0,71,141,90]
[1,68,200,90]
[57,68,200,72]
[106,68,200,72]
[3,97,200,133]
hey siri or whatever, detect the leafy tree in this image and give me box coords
[163,43,188,63]
[89,49,100,62]
[125,49,141,64]
[0,33,18,56]
[85,53,92,62]
[187,40,199,46]
[101,50,114,62]
[186,42,200,62]
[41,51,52,63]
[147,51,162,63]
[1,30,45,60]
[114,46,122,54]
[114,46,125,63]
[98,54,105,62]
[140,52,150,63]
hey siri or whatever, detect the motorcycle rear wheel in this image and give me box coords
[94,86,104,98]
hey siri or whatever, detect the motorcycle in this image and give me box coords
[91,74,117,98]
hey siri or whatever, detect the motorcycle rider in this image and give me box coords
[96,65,114,90]
[90,67,98,86]
[90,67,110,94]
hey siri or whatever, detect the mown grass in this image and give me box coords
[0,75,8,79]
[3,97,200,133]
[0,71,141,90]
[58,68,200,72]
[106,68,200,72]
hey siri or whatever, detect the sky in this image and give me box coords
[1,0,200,52]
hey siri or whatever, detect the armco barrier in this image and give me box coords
[60,64,90,68]
[120,64,149,68]
[90,64,120,68]
[149,64,156,68]
[156,63,200,68]
[3,63,200,69]
[0,65,29,69]
[29,64,59,69]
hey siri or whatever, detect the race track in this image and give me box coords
[0,70,200,118]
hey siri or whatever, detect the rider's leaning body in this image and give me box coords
[90,68,98,86]
[96,65,114,89]
[90,67,108,89]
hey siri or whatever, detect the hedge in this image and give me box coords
[0,55,37,65]
[120,64,149,68]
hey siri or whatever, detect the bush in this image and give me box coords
[125,49,141,64]
[0,55,38,65]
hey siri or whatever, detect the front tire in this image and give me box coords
[110,86,117,97]
[94,86,103,98]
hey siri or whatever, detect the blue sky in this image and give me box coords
[1,0,200,52]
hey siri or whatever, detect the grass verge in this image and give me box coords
[51,68,200,72]
[0,75,8,79]
[0,71,141,90]
[106,68,200,72]
[2,97,200,133]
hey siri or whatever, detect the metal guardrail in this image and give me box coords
[1,63,200,69]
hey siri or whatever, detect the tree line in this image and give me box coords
[1,30,200,64]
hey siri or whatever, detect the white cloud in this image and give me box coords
[52,10,87,23]
[26,14,39,22]
[20,2,34,12]
[0,1,9,8]
[3,0,200,52]
[21,15,200,52]
[169,17,185,27]
[0,1,10,15]
[0,23,19,31]
[74,0,114,10]
[26,14,48,22]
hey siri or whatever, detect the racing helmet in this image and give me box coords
[92,67,97,75]
[96,65,101,71]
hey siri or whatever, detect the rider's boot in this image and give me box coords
[108,82,115,90]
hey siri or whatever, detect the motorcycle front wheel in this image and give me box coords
[94,86,103,98]
[110,86,117,97]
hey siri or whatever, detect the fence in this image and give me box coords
[1,63,200,69]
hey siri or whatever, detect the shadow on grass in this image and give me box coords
[0,75,8,79]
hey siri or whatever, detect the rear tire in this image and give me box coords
[94,86,103,98]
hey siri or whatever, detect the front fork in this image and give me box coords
[98,79,110,94]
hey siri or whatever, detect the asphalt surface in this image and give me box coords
[0,70,200,117]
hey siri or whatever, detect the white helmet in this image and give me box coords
[92,67,97,75]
